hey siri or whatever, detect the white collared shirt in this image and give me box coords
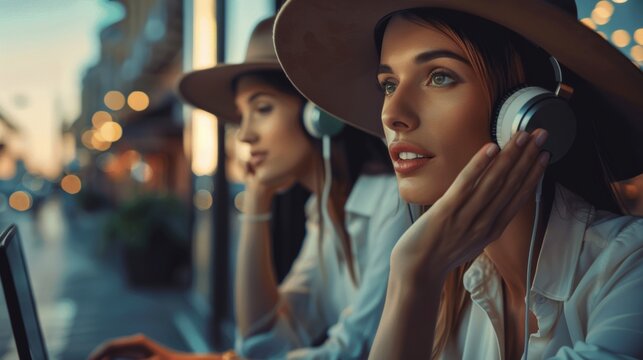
[442,185,643,360]
[236,174,412,359]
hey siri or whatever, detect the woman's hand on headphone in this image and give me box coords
[390,129,549,283]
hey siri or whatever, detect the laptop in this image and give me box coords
[0,224,49,360]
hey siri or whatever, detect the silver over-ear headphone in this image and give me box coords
[302,101,345,139]
[491,57,576,163]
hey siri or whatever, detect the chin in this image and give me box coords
[397,176,442,206]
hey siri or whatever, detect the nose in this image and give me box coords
[381,87,419,133]
[236,115,258,144]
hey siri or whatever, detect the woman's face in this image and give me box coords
[378,16,491,205]
[235,75,316,186]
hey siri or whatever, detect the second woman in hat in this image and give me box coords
[108,15,409,360]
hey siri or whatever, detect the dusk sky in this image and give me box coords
[0,0,123,178]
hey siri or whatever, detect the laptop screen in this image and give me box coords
[0,225,49,360]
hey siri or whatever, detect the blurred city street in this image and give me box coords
[0,196,202,359]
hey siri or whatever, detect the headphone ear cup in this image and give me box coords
[302,101,345,139]
[491,85,527,146]
[492,86,576,163]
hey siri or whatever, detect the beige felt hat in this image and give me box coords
[273,0,643,139]
[178,16,281,123]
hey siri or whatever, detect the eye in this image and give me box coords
[380,80,398,96]
[428,70,456,87]
[256,103,273,115]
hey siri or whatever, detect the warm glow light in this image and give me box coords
[104,91,126,111]
[612,0,627,3]
[596,31,608,40]
[595,1,614,17]
[9,191,32,211]
[92,111,112,128]
[122,150,142,166]
[99,122,123,142]
[234,191,245,212]
[191,110,218,175]
[634,29,643,45]
[611,30,630,48]
[591,9,610,25]
[631,45,643,62]
[127,91,149,111]
[61,174,82,194]
[91,131,111,151]
[81,130,95,149]
[580,18,596,30]
[193,0,217,70]
[194,189,213,210]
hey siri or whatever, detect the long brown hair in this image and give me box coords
[377,8,626,359]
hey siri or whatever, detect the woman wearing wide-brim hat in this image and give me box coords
[274,0,643,359]
[92,15,412,360]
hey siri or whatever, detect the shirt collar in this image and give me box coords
[531,185,593,301]
[344,175,392,217]
[463,185,593,301]
[306,174,394,219]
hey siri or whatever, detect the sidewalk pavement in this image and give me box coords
[0,195,209,360]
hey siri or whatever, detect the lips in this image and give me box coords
[249,151,268,168]
[388,141,435,175]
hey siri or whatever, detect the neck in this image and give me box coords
[483,190,549,305]
[298,153,324,195]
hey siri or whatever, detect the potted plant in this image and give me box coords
[104,193,191,287]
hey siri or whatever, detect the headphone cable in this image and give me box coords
[523,174,544,359]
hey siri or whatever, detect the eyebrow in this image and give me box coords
[247,91,273,103]
[378,49,470,74]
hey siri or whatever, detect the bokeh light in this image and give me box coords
[194,189,213,210]
[104,91,126,111]
[91,131,111,151]
[634,28,643,45]
[61,174,82,194]
[234,191,245,212]
[611,30,631,48]
[99,121,123,142]
[631,45,643,63]
[91,111,112,128]
[591,9,610,25]
[9,191,32,211]
[595,1,614,17]
[131,161,153,182]
[82,130,95,149]
[127,91,149,111]
[580,18,596,30]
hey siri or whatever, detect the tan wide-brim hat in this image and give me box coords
[274,0,643,142]
[178,16,281,123]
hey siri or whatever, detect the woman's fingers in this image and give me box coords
[489,151,549,240]
[476,129,548,225]
[441,142,499,209]
[88,334,155,360]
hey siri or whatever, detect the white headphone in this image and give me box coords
[302,101,345,139]
[491,57,576,163]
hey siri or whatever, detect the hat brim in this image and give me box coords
[274,0,643,138]
[178,62,283,123]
